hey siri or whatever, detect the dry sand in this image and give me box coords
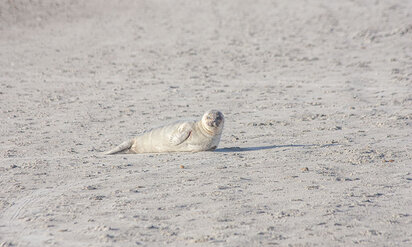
[0,0,411,246]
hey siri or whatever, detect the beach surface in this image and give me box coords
[0,0,411,246]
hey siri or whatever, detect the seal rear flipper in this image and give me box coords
[105,139,134,155]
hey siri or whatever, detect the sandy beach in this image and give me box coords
[0,0,411,246]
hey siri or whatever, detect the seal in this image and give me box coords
[105,110,224,154]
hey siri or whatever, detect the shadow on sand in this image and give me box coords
[214,143,338,153]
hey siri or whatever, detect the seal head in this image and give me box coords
[201,110,224,135]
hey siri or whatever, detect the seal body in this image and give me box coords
[105,110,224,154]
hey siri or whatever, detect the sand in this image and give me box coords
[0,0,411,246]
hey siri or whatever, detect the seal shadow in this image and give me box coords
[214,143,338,152]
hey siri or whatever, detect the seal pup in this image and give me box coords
[105,110,224,154]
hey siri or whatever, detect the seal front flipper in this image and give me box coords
[105,139,135,155]
[169,123,192,146]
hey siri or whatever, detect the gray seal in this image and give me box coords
[105,110,224,154]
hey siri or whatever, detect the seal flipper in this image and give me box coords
[169,123,192,146]
[105,139,134,155]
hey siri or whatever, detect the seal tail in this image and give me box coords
[105,139,134,155]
